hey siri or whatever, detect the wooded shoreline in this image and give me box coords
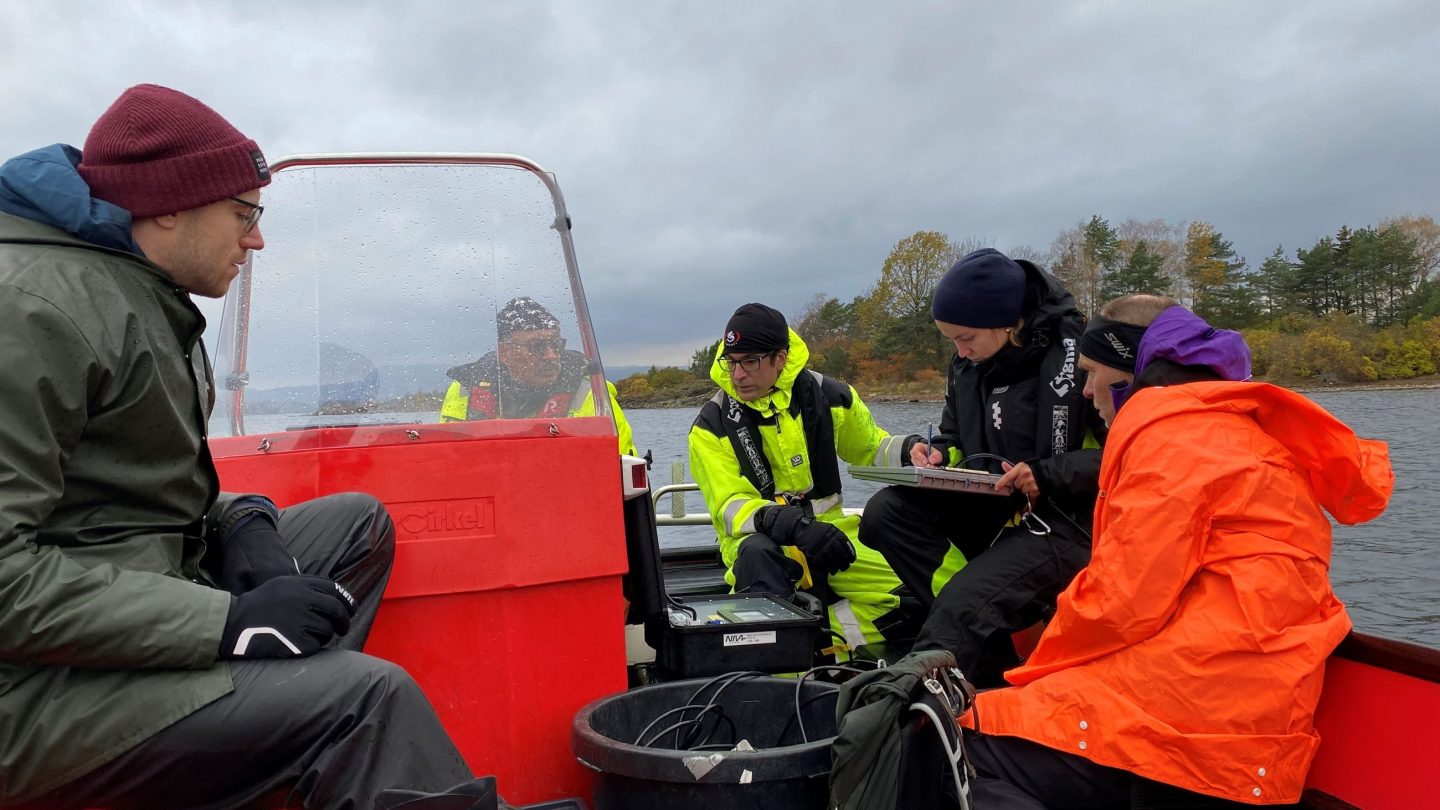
[614,374,1440,410]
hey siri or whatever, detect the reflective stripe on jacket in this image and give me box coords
[439,356,635,456]
[968,382,1393,805]
[688,329,907,567]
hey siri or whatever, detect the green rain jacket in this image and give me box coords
[687,329,911,572]
[0,212,237,803]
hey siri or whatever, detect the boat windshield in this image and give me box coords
[208,155,610,441]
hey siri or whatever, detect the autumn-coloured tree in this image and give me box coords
[1183,221,1252,326]
[627,214,1440,410]
[868,231,964,370]
[871,231,954,322]
[794,294,863,379]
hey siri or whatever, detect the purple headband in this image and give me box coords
[1110,306,1252,411]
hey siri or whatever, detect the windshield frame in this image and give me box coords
[213,152,608,437]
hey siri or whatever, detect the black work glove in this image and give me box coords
[755,505,857,576]
[754,504,809,544]
[218,575,357,659]
[219,512,299,595]
[792,518,857,576]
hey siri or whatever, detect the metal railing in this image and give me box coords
[650,481,861,527]
[652,483,711,527]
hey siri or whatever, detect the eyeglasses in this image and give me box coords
[228,196,264,234]
[511,337,566,356]
[718,352,777,373]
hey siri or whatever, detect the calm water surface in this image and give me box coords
[629,388,1440,648]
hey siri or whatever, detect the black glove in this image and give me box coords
[792,518,857,576]
[218,575,357,659]
[755,505,857,576]
[218,512,299,595]
[754,504,809,544]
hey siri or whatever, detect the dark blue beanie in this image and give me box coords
[931,248,1027,328]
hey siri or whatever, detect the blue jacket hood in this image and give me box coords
[0,144,142,254]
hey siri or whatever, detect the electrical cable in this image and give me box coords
[666,594,698,621]
[632,703,715,746]
[773,689,839,746]
[678,671,765,749]
[1045,501,1094,542]
[640,713,736,749]
[954,452,1013,471]
[794,664,870,743]
[633,667,879,752]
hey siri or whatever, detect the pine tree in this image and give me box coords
[1101,240,1171,299]
[1293,237,1339,316]
[1080,215,1121,315]
[1253,246,1296,319]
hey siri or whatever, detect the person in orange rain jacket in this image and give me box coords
[959,295,1394,809]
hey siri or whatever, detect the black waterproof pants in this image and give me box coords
[965,731,1289,809]
[732,531,805,597]
[860,486,1091,677]
[19,493,476,810]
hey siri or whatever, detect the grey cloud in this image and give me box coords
[4,0,1437,365]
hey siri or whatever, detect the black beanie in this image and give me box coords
[931,248,1027,328]
[723,303,788,353]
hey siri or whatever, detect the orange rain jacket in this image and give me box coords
[967,381,1393,805]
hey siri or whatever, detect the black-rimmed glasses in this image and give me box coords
[718,351,777,373]
[228,196,264,234]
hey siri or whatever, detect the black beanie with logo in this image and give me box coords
[723,303,788,353]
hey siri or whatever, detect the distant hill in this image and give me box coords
[604,364,651,380]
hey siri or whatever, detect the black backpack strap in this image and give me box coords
[796,370,843,500]
[712,391,777,501]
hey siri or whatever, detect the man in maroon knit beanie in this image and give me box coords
[0,86,498,809]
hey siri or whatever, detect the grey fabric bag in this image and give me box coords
[829,650,975,810]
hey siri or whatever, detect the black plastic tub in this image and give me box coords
[572,676,839,810]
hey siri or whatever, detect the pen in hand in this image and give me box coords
[917,424,939,469]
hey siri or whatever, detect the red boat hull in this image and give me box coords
[1306,633,1440,809]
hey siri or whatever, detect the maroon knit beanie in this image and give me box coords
[78,84,271,218]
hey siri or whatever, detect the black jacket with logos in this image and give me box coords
[929,261,1105,524]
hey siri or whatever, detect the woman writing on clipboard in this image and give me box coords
[859,248,1105,682]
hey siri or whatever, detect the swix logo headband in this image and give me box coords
[1079,316,1148,373]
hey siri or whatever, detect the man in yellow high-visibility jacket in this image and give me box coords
[688,303,919,655]
[439,296,634,455]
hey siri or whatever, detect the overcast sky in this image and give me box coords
[4,1,1437,366]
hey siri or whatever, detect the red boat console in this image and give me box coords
[212,416,629,805]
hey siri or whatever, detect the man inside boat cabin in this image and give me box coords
[439,295,636,455]
[688,302,921,655]
[960,294,1394,809]
[0,85,497,809]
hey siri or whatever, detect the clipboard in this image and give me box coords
[848,465,1015,496]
